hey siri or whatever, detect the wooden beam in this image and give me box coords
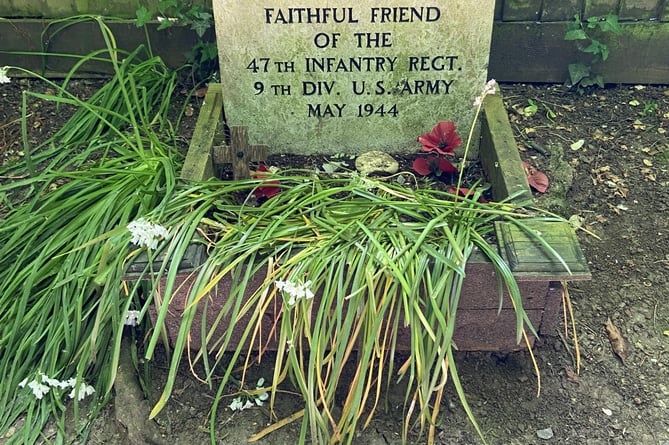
[180,84,223,181]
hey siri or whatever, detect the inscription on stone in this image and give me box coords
[214,1,495,154]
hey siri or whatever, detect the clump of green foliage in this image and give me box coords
[564,13,622,92]
[135,0,218,82]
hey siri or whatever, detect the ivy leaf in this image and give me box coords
[600,14,622,34]
[135,6,153,27]
[564,29,587,40]
[191,20,210,38]
[568,63,591,85]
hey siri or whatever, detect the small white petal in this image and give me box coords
[228,397,244,411]
[0,66,11,84]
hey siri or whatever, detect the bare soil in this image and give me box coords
[1,81,668,445]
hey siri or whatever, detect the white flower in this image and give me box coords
[228,396,244,411]
[68,382,96,401]
[473,78,497,107]
[0,66,10,84]
[255,378,269,405]
[243,400,255,410]
[127,218,169,250]
[20,379,50,399]
[41,374,62,387]
[275,279,314,305]
[20,373,95,400]
[124,310,141,326]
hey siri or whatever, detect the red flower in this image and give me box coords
[412,156,458,176]
[418,121,462,155]
[252,164,281,199]
[522,161,549,193]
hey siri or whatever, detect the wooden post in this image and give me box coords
[181,84,224,181]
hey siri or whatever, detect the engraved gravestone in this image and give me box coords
[213,1,495,154]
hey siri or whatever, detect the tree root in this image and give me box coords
[114,334,169,445]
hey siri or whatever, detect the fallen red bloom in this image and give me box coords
[522,161,549,193]
[412,156,458,176]
[418,121,462,155]
[252,164,281,199]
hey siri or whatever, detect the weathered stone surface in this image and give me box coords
[214,0,495,154]
[355,150,399,175]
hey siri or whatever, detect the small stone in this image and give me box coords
[536,427,554,440]
[602,408,613,416]
[355,151,399,175]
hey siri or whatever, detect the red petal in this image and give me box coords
[417,133,440,152]
[447,187,488,203]
[522,161,549,193]
[412,158,432,175]
[449,186,470,197]
[434,121,457,142]
[418,121,462,155]
[437,158,458,174]
[252,163,281,199]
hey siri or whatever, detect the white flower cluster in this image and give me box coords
[275,279,314,305]
[228,378,269,411]
[0,66,11,84]
[473,79,497,107]
[156,16,179,23]
[127,218,169,250]
[124,310,141,326]
[19,372,95,401]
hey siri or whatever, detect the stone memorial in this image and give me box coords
[213,0,495,154]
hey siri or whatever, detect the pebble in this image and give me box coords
[355,151,399,175]
[536,427,554,440]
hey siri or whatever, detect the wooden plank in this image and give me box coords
[180,84,223,181]
[502,0,543,21]
[151,261,553,353]
[539,282,566,336]
[495,221,591,280]
[619,0,663,20]
[0,19,212,76]
[584,0,620,17]
[489,22,669,84]
[480,91,533,204]
[541,0,581,21]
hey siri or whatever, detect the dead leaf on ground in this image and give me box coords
[605,317,631,362]
[565,367,580,384]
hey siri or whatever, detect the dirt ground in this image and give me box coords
[1,81,668,445]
